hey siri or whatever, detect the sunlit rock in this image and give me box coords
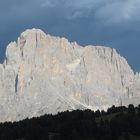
[0,28,139,122]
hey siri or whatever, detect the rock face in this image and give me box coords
[0,28,139,122]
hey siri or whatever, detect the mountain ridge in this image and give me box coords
[0,28,139,122]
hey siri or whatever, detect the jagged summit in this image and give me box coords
[21,28,46,36]
[6,28,118,52]
[0,28,139,122]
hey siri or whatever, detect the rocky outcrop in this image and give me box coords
[0,28,139,122]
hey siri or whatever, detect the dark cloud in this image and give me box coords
[0,0,140,71]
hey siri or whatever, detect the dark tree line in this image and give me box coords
[0,104,140,140]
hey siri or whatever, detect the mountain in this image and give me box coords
[0,28,139,122]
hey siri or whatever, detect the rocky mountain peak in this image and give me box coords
[0,28,139,122]
[19,28,47,46]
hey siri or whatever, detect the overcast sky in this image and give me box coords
[0,0,140,71]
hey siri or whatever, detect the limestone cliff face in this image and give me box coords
[0,28,139,122]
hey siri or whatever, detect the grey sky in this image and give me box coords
[0,0,140,71]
